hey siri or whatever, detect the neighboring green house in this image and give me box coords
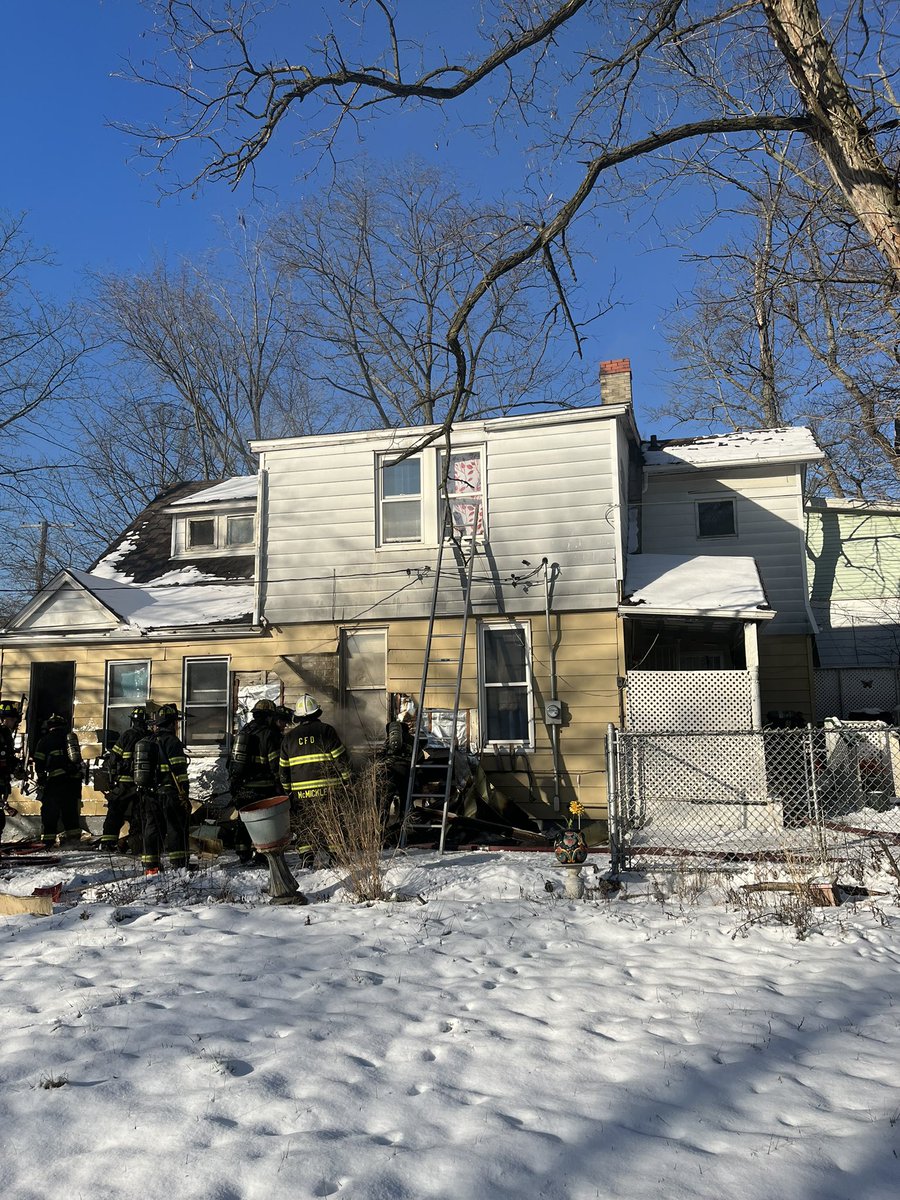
[807,497,900,721]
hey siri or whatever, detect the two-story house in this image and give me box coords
[0,362,826,830]
[250,365,642,821]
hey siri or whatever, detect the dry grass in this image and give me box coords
[303,761,396,902]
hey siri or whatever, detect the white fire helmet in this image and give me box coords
[293,693,322,719]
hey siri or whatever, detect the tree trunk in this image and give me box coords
[762,0,900,286]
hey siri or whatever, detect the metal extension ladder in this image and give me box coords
[401,501,480,854]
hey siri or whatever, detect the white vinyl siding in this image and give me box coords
[259,409,624,624]
[641,465,810,634]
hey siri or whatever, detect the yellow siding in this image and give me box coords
[2,611,622,826]
[759,635,814,719]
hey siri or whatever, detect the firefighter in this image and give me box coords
[0,699,23,844]
[100,706,149,853]
[135,704,191,875]
[279,694,350,863]
[228,698,282,863]
[33,713,84,847]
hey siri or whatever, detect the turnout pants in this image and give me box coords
[101,784,139,848]
[40,780,82,845]
[140,788,190,870]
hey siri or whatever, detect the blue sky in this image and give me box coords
[1,1,705,433]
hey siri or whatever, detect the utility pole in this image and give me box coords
[21,520,75,593]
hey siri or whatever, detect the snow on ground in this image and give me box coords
[2,845,900,1200]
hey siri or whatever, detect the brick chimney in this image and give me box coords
[599,358,632,406]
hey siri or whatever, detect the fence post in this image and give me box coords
[606,724,622,873]
[805,725,828,866]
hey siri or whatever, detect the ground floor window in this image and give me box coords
[183,657,230,749]
[480,622,532,746]
[341,628,387,750]
[105,660,151,744]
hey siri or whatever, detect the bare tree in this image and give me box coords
[270,162,592,428]
[126,0,900,441]
[91,222,315,479]
[0,212,86,475]
[661,141,900,497]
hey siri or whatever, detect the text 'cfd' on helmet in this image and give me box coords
[0,699,21,720]
[293,694,322,719]
[252,698,277,717]
[130,706,148,726]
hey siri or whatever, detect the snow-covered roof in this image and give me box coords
[169,476,257,506]
[642,427,823,471]
[67,568,254,631]
[621,553,773,619]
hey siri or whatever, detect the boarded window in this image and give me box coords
[444,450,484,538]
[342,629,387,750]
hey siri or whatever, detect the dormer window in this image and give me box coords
[174,510,256,558]
[226,516,254,547]
[188,519,216,549]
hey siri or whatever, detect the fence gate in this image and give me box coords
[607,724,900,873]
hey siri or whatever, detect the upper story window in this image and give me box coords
[444,452,484,538]
[175,510,256,558]
[188,519,216,549]
[377,447,484,546]
[696,498,736,539]
[381,457,423,542]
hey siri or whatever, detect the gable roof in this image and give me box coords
[641,427,823,472]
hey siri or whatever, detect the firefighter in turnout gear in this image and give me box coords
[0,699,23,844]
[279,694,350,861]
[100,706,149,852]
[136,704,191,874]
[33,713,83,846]
[228,698,282,863]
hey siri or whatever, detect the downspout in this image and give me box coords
[543,558,561,812]
[253,464,269,627]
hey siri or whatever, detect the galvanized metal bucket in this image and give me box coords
[238,795,292,853]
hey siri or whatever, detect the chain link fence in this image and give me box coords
[607,723,900,874]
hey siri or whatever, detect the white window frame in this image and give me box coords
[376,446,486,547]
[695,497,737,540]
[478,620,534,749]
[225,514,255,548]
[441,448,486,540]
[104,659,151,743]
[182,656,231,752]
[174,510,256,559]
